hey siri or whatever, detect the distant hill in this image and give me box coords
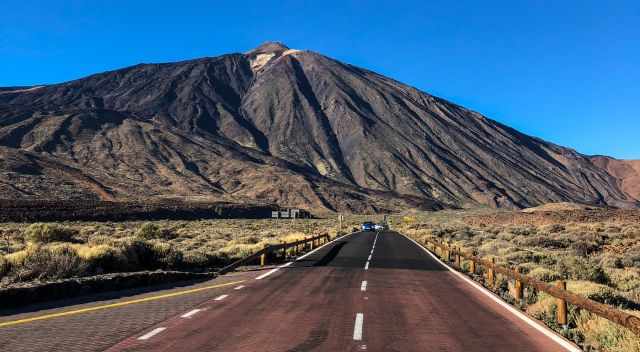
[0,42,637,212]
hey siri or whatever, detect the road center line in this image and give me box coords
[364,231,379,270]
[361,280,367,292]
[353,313,364,341]
[138,327,166,340]
[180,309,202,318]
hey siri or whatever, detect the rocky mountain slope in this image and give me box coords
[590,156,640,201]
[0,42,637,212]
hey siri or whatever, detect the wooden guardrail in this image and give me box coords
[419,237,640,336]
[218,233,331,274]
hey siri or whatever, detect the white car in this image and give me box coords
[374,224,383,230]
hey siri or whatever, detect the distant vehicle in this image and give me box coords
[361,222,375,231]
[374,224,383,230]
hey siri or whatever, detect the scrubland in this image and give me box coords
[395,209,640,352]
[0,217,364,288]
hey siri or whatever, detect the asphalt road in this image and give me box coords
[0,231,578,352]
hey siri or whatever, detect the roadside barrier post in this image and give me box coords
[514,271,524,305]
[487,258,496,287]
[557,281,568,329]
[261,245,269,266]
[283,241,288,259]
[469,259,476,274]
[454,247,461,268]
[309,237,314,250]
[443,243,449,262]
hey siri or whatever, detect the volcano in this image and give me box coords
[0,42,637,212]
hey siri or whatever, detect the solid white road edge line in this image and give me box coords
[214,294,228,301]
[353,313,364,341]
[180,309,202,318]
[361,280,367,292]
[137,327,166,340]
[256,231,360,280]
[402,234,581,352]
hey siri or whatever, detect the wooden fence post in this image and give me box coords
[557,281,568,329]
[514,269,524,304]
[454,247,461,268]
[260,245,269,266]
[469,259,476,274]
[487,257,495,287]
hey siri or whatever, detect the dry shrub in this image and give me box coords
[556,256,609,284]
[576,310,640,352]
[0,256,9,278]
[135,223,176,240]
[11,245,86,281]
[24,223,76,243]
[528,267,562,282]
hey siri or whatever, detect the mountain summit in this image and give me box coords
[0,43,637,212]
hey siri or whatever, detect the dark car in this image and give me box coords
[361,221,375,231]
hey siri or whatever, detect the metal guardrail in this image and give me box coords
[418,237,640,336]
[218,233,331,274]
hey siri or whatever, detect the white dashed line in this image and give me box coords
[353,313,364,341]
[214,294,228,301]
[180,309,202,318]
[364,232,379,270]
[137,327,166,340]
[234,285,245,290]
[361,280,367,292]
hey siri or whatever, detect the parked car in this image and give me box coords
[361,222,375,231]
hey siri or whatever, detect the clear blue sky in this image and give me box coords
[1,1,638,159]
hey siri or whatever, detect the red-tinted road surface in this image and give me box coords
[102,231,578,352]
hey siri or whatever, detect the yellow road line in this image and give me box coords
[0,279,246,328]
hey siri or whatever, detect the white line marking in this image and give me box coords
[364,231,379,270]
[353,313,364,341]
[214,294,228,301]
[180,309,202,318]
[255,261,293,280]
[234,285,245,290]
[361,281,367,292]
[402,234,581,352]
[137,327,166,340]
[255,232,359,280]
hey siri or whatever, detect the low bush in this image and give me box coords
[15,245,86,281]
[528,267,562,282]
[24,223,76,243]
[0,256,9,278]
[135,223,176,240]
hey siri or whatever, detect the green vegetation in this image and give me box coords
[0,217,365,287]
[393,210,640,352]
